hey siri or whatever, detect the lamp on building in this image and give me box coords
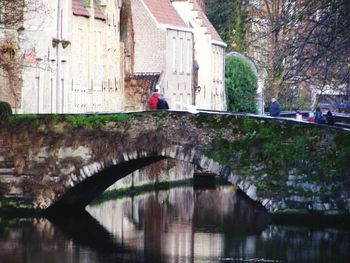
[52,38,60,48]
[61,40,71,48]
[52,38,71,48]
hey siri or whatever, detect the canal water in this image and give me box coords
[0,185,349,263]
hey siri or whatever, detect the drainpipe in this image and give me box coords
[56,0,62,113]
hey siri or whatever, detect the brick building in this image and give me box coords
[130,0,194,110]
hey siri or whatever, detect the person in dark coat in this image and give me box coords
[157,97,169,110]
[315,107,326,124]
[269,97,281,117]
[346,101,350,113]
[326,110,335,125]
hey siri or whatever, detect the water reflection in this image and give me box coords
[0,186,349,262]
[85,186,269,262]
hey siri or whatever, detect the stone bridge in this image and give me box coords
[0,111,350,214]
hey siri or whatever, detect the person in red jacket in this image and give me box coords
[148,88,160,111]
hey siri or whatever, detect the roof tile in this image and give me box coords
[143,0,187,28]
[94,0,106,21]
[72,0,90,18]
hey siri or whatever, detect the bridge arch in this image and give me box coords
[1,111,350,214]
[46,146,231,214]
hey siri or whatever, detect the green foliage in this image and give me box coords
[9,114,46,121]
[334,132,350,172]
[206,118,349,187]
[0,101,12,120]
[232,1,247,52]
[65,114,131,128]
[225,56,257,113]
[206,0,247,51]
[8,114,133,127]
[0,181,9,195]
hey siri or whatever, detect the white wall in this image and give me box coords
[20,0,57,113]
[172,0,227,111]
[164,29,193,110]
[20,0,123,114]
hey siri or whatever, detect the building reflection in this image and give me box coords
[0,186,349,262]
[86,186,269,262]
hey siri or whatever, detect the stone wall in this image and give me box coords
[0,112,350,213]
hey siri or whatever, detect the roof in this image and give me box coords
[133,72,160,91]
[72,0,106,21]
[94,0,106,21]
[72,0,90,18]
[192,1,224,44]
[143,0,187,28]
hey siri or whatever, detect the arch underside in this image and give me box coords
[46,147,231,214]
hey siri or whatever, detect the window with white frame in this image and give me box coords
[172,37,176,73]
[78,28,84,62]
[180,38,184,73]
[186,39,191,74]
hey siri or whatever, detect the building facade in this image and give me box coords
[130,0,194,110]
[1,0,124,113]
[1,0,227,113]
[172,0,227,111]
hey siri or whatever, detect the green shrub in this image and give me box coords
[225,56,257,113]
[0,101,12,121]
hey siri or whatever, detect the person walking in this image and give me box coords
[148,88,160,111]
[326,110,335,125]
[157,96,169,110]
[269,97,281,117]
[315,107,326,124]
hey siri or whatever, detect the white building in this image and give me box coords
[171,0,227,111]
[1,0,227,113]
[130,0,194,110]
[1,0,124,113]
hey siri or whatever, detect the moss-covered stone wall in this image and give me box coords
[0,112,349,213]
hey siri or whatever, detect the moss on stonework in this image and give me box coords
[8,113,136,128]
[0,180,10,195]
[0,197,42,217]
[205,117,350,194]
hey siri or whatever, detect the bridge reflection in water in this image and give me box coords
[1,186,350,263]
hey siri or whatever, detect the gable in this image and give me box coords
[192,0,224,43]
[143,0,187,28]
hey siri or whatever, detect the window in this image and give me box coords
[180,38,184,73]
[172,37,177,73]
[78,28,84,62]
[186,39,191,74]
